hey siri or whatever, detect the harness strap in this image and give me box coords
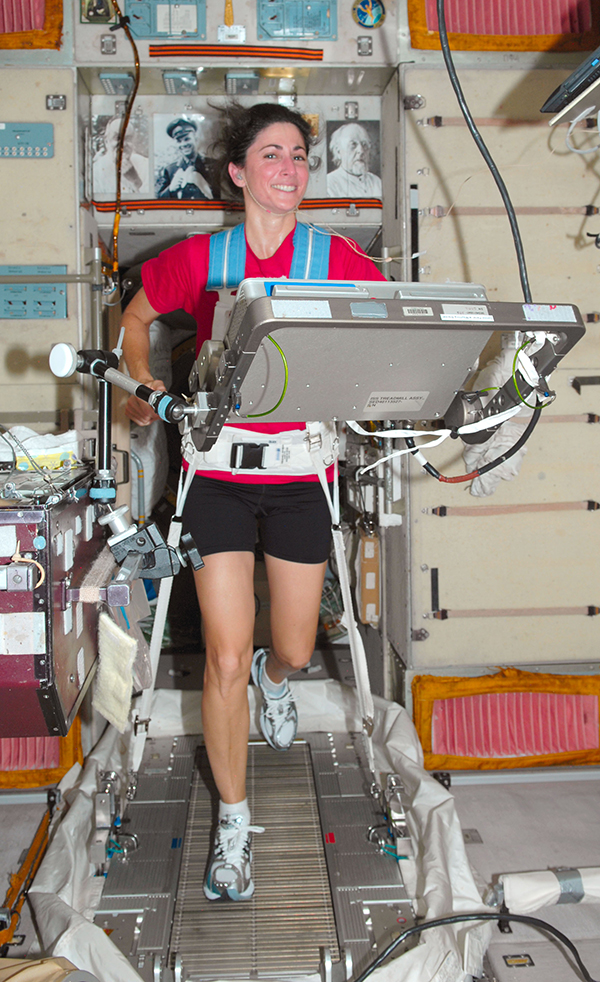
[130,459,197,771]
[306,422,375,773]
[207,222,331,290]
[207,223,246,290]
[289,223,331,279]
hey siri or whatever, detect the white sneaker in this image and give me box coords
[204,815,264,901]
[251,648,298,751]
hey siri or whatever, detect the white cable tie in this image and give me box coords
[112,326,126,360]
[565,105,600,154]
[346,420,448,439]
[516,350,540,387]
[458,403,523,435]
[523,331,547,355]
[356,431,451,477]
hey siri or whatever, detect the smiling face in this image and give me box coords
[171,124,199,162]
[229,121,310,216]
[334,123,371,176]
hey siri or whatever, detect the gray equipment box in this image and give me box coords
[192,279,585,446]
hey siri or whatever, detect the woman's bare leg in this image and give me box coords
[193,550,255,804]
[264,555,327,682]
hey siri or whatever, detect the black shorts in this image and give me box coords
[181,476,332,564]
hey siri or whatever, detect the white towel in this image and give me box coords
[92,612,137,732]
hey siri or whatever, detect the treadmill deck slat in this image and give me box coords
[95,733,414,981]
[170,743,339,980]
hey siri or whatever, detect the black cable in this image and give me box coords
[477,405,541,476]
[436,0,532,304]
[352,909,599,982]
[401,0,541,483]
[404,406,541,483]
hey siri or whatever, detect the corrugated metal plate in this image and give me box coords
[334,892,370,942]
[306,732,331,752]
[311,769,341,797]
[138,895,173,952]
[170,743,339,980]
[171,735,200,757]
[322,824,372,853]
[95,733,413,980]
[103,858,179,897]
[112,831,184,865]
[360,886,412,904]
[124,801,188,833]
[134,776,171,802]
[337,767,371,797]
[97,894,154,913]
[134,774,190,802]
[334,852,402,889]
[318,796,379,829]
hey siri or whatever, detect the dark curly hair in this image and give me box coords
[209,101,315,201]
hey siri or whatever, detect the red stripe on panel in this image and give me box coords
[432,691,600,757]
[0,736,61,771]
[425,0,592,35]
[0,0,45,31]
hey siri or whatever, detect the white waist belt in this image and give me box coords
[182,423,337,477]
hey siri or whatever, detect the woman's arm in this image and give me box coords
[121,287,167,425]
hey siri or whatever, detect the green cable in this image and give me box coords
[246,334,289,418]
[379,845,409,861]
[512,339,553,410]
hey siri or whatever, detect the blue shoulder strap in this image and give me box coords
[289,222,331,279]
[206,223,246,290]
[207,220,331,290]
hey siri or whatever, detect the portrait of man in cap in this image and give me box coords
[154,115,219,200]
[326,120,382,198]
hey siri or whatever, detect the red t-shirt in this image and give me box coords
[142,223,386,482]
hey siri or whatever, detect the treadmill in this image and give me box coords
[49,278,584,981]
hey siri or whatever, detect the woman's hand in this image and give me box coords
[125,377,167,426]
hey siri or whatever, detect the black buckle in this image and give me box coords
[230,442,267,469]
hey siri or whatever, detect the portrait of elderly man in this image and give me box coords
[155,116,218,201]
[326,121,382,198]
[92,114,149,195]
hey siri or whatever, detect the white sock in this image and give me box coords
[261,659,288,698]
[219,797,251,824]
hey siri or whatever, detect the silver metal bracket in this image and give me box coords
[46,95,67,110]
[404,94,426,110]
[100,33,117,53]
[134,716,150,736]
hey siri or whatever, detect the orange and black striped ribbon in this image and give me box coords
[91,197,383,212]
[149,44,323,60]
